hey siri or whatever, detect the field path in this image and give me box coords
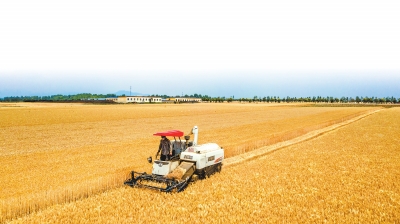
[224,108,383,167]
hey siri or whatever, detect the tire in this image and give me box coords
[191,174,199,182]
[216,163,222,173]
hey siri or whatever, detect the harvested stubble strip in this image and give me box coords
[217,109,376,157]
[224,108,382,167]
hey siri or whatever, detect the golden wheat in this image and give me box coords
[9,107,399,223]
[0,102,377,222]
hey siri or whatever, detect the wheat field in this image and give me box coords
[7,107,399,224]
[0,102,382,222]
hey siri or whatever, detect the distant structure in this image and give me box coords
[107,96,201,104]
[106,97,118,102]
[116,96,162,103]
[166,97,202,103]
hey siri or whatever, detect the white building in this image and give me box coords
[167,97,202,103]
[117,96,163,103]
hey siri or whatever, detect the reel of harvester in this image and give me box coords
[124,171,192,192]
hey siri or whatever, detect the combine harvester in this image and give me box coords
[124,126,224,192]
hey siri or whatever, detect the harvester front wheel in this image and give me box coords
[216,163,222,173]
[191,174,199,182]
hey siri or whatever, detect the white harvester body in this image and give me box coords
[180,143,224,170]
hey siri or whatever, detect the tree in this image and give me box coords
[253,96,258,102]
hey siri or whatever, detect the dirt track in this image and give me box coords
[223,108,383,167]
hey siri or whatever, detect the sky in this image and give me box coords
[1,0,399,98]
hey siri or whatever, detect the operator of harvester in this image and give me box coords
[157,136,171,161]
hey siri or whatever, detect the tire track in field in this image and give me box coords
[223,108,383,167]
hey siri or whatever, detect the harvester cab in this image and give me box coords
[149,128,195,176]
[124,126,224,192]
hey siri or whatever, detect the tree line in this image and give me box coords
[0,93,117,102]
[153,93,399,104]
[229,96,399,104]
[1,93,399,104]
